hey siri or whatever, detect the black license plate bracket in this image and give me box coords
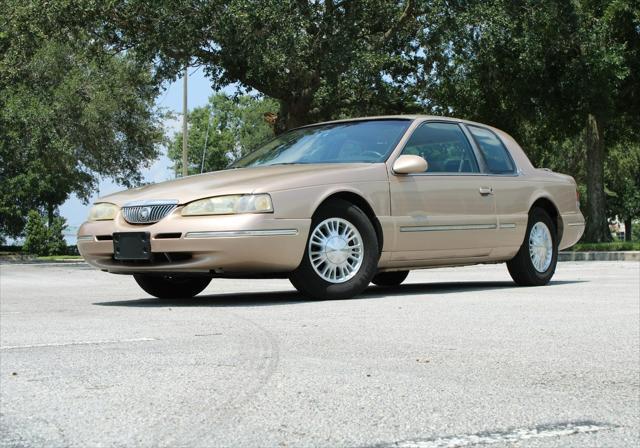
[113,232,151,261]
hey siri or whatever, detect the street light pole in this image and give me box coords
[181,66,189,177]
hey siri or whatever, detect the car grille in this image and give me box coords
[122,201,178,224]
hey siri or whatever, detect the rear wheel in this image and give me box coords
[371,270,409,287]
[133,274,211,299]
[289,199,379,300]
[507,207,558,286]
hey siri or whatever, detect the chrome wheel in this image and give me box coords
[529,222,553,272]
[309,217,364,283]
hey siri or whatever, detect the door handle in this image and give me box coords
[479,186,493,196]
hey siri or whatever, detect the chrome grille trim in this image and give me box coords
[122,200,178,224]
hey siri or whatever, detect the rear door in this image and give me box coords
[388,121,498,262]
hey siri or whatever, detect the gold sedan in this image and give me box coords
[78,116,585,300]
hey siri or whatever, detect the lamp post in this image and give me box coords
[181,66,188,177]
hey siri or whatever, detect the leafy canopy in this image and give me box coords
[1,1,166,238]
[58,0,442,129]
[169,94,278,175]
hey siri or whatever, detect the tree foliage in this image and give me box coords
[22,210,67,256]
[421,0,639,241]
[51,0,442,131]
[606,140,640,239]
[168,94,278,175]
[0,1,165,238]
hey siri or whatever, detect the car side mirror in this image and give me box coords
[392,155,428,174]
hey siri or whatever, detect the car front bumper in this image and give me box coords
[77,213,310,274]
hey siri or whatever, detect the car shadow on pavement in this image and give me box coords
[93,279,586,308]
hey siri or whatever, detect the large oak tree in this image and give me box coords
[421,0,639,242]
[1,1,165,239]
[61,0,441,131]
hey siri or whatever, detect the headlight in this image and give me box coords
[181,194,273,216]
[88,203,119,221]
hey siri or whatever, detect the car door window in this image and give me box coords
[467,125,516,174]
[401,122,479,173]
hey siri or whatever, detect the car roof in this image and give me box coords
[295,115,502,132]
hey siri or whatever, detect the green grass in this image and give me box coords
[569,241,640,252]
[35,255,83,261]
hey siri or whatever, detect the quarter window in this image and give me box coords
[467,126,516,174]
[401,122,479,173]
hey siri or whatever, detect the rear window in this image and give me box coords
[467,126,516,174]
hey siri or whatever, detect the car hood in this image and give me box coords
[98,163,389,206]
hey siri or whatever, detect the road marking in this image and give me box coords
[387,422,614,448]
[0,337,157,350]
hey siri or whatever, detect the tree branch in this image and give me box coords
[383,0,415,41]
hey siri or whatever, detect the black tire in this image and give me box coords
[371,270,409,287]
[507,207,558,286]
[289,199,379,300]
[133,274,211,299]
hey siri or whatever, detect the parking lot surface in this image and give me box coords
[1,261,638,447]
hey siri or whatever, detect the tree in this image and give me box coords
[168,93,278,175]
[22,210,67,256]
[1,2,165,239]
[607,141,640,241]
[48,0,443,131]
[422,0,639,242]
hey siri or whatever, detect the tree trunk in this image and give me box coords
[624,217,633,241]
[274,96,314,134]
[46,203,55,227]
[583,114,611,242]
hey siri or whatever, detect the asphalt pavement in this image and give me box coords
[1,261,638,447]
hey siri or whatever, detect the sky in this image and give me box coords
[60,67,219,242]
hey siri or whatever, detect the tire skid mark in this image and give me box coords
[218,312,280,411]
[148,311,280,446]
[0,412,68,448]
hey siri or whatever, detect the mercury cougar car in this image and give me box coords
[77,116,585,300]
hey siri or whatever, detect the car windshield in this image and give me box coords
[230,119,411,168]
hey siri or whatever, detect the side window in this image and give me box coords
[467,125,516,174]
[401,122,479,173]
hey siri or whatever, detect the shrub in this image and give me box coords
[22,211,68,256]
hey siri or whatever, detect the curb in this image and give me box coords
[559,251,640,262]
[0,258,85,265]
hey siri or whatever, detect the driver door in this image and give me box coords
[389,121,498,262]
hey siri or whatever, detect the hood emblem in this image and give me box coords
[122,200,178,225]
[139,207,151,221]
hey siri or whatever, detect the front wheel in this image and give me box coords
[507,208,558,286]
[289,199,379,300]
[133,274,211,299]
